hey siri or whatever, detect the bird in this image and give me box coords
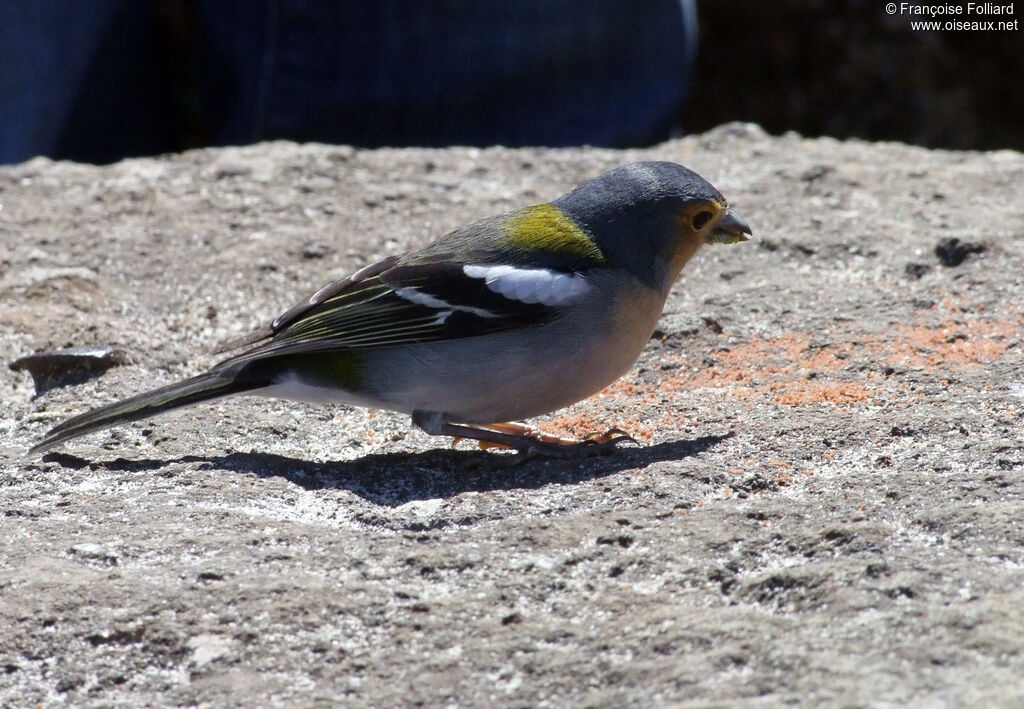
[29,161,751,458]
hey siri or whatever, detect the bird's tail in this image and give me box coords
[29,371,260,455]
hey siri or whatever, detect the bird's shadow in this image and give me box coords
[42,433,731,507]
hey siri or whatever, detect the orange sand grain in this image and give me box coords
[536,310,1019,439]
[590,313,1018,414]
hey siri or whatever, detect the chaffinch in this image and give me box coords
[31,161,751,458]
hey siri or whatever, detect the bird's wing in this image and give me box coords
[214,208,607,364]
[215,252,595,364]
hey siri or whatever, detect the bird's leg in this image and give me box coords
[466,422,635,458]
[478,422,639,453]
[480,421,581,447]
[475,423,637,451]
[412,411,636,459]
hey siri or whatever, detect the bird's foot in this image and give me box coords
[454,421,637,459]
[414,410,636,461]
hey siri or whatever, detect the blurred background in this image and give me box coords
[1,0,1021,165]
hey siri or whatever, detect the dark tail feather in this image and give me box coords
[29,372,258,455]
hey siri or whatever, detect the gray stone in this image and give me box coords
[2,125,1023,706]
[10,347,131,395]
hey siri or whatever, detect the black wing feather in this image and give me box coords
[216,256,557,365]
[270,254,401,331]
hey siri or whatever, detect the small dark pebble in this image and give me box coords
[701,315,724,334]
[302,242,330,259]
[501,612,522,626]
[935,237,985,267]
[10,347,131,395]
[56,673,86,693]
[905,262,931,280]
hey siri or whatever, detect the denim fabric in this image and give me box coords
[0,0,696,164]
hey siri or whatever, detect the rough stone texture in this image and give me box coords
[2,125,1023,707]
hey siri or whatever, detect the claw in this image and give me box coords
[583,427,638,446]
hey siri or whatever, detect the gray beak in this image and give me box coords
[708,209,752,245]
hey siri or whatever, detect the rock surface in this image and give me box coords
[2,125,1023,707]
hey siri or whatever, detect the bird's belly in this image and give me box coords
[363,296,664,423]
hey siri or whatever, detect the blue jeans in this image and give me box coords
[0,0,697,164]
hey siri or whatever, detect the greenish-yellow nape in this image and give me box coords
[502,204,607,264]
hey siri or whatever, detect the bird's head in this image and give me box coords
[552,161,751,292]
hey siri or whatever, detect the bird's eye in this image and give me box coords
[691,210,713,230]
